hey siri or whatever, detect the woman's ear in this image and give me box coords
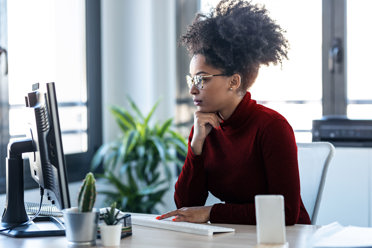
[229,74,241,90]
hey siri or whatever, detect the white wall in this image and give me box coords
[101,0,176,143]
[100,0,177,213]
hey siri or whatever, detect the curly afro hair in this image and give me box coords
[180,0,289,91]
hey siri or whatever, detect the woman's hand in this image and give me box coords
[156,206,213,223]
[191,111,222,155]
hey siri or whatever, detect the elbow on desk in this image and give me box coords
[284,208,299,226]
[285,216,297,226]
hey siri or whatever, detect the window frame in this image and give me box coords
[0,0,9,186]
[0,0,102,193]
[322,0,347,116]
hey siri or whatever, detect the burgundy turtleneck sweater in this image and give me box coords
[174,92,311,225]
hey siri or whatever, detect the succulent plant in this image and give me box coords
[78,172,96,212]
[103,202,121,225]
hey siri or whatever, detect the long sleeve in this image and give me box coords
[174,127,209,208]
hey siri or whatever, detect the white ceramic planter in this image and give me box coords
[100,223,122,247]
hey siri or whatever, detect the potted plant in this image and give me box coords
[62,172,100,246]
[99,202,122,246]
[91,97,187,213]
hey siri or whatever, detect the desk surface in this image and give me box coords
[0,221,319,248]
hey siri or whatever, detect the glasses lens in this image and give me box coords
[194,75,202,89]
[186,75,193,89]
[186,75,204,89]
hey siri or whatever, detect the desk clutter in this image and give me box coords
[24,203,133,239]
[98,209,132,239]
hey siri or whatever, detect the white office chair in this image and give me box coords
[297,142,335,224]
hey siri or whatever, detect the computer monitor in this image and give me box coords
[26,82,71,210]
[0,82,71,237]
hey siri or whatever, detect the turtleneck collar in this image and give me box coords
[219,92,255,131]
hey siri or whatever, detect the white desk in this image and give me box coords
[0,220,319,248]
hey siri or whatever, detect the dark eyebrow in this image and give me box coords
[195,71,209,76]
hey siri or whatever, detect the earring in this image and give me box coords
[229,87,233,90]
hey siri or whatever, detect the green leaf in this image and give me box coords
[150,136,166,161]
[127,96,144,121]
[127,167,138,193]
[103,172,131,196]
[169,130,187,146]
[144,99,160,127]
[91,143,113,171]
[121,130,138,162]
[157,118,173,137]
[110,105,137,131]
[164,137,187,157]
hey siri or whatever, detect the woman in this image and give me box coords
[158,0,311,225]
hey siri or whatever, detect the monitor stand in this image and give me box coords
[0,139,65,237]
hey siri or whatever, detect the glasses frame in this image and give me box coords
[186,73,227,90]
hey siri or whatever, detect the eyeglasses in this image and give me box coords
[186,74,227,90]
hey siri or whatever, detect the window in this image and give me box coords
[7,0,87,153]
[0,0,102,192]
[346,0,372,119]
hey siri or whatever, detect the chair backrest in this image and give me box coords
[297,142,335,224]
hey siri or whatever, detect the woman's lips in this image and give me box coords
[193,99,202,106]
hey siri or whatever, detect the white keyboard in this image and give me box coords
[131,214,235,236]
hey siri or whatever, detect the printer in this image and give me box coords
[312,116,372,147]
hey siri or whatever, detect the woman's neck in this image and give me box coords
[218,94,244,120]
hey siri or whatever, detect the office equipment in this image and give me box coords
[297,142,335,224]
[255,195,286,245]
[25,202,63,217]
[131,214,235,236]
[0,82,71,237]
[312,117,372,147]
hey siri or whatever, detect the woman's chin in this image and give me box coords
[197,106,215,113]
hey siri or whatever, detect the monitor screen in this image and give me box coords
[26,82,71,210]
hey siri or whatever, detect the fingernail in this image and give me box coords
[156,216,161,220]
[172,218,177,221]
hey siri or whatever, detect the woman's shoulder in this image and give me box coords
[253,103,289,123]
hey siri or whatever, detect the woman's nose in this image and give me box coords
[189,84,199,95]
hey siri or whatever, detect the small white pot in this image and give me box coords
[100,223,122,247]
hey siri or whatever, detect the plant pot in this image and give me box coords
[62,207,100,246]
[99,223,123,247]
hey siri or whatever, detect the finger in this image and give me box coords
[197,114,220,129]
[216,114,223,123]
[172,215,186,222]
[156,210,178,220]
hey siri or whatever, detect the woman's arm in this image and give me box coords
[173,127,209,208]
